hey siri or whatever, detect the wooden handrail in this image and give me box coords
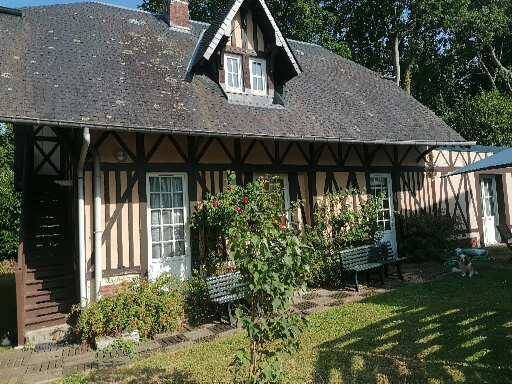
[15,241,26,346]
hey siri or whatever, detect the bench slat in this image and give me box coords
[340,245,383,272]
[207,272,246,305]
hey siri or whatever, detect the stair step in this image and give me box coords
[26,256,70,268]
[26,264,73,276]
[25,288,75,306]
[25,301,74,317]
[25,312,68,329]
[25,276,75,294]
[26,269,74,282]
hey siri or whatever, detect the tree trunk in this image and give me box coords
[479,54,497,91]
[393,34,401,87]
[489,47,512,94]
[403,60,414,95]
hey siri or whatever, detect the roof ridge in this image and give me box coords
[288,39,322,48]
[19,1,155,15]
[0,6,22,16]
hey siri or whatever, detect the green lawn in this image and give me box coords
[70,265,512,383]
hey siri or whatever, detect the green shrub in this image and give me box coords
[76,274,185,343]
[103,339,138,359]
[396,212,464,262]
[304,191,383,288]
[62,373,89,384]
[0,124,20,260]
[184,273,216,326]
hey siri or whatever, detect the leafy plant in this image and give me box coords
[0,124,20,260]
[62,373,89,384]
[184,273,216,326]
[304,190,383,288]
[75,274,186,343]
[396,211,464,262]
[190,173,311,383]
[446,91,512,146]
[103,339,138,359]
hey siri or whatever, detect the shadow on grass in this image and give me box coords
[88,366,199,384]
[314,270,512,383]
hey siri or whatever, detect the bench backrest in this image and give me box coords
[339,245,379,268]
[206,272,245,302]
[379,241,396,261]
[497,225,512,241]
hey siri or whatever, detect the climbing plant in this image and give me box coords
[304,190,383,287]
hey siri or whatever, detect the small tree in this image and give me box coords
[191,174,311,383]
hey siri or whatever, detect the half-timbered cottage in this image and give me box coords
[1,0,510,346]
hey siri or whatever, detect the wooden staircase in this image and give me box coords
[17,179,77,341]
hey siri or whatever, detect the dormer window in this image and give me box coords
[250,58,267,95]
[225,54,243,93]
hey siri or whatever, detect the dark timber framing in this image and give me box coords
[14,125,494,345]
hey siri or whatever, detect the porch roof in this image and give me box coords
[0,2,470,146]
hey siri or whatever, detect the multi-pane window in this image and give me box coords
[149,176,186,261]
[250,58,267,95]
[225,54,242,92]
[369,175,392,231]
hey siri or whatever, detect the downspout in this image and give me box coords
[93,151,103,301]
[78,128,90,308]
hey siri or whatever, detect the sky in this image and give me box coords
[1,0,141,9]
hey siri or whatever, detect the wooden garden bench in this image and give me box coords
[339,245,384,292]
[206,272,246,326]
[497,225,512,251]
[378,241,406,281]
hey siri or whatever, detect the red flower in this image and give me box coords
[242,196,249,205]
[235,207,243,214]
[212,200,220,208]
[279,222,287,231]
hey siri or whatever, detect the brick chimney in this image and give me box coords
[169,0,190,31]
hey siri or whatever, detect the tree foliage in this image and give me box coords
[0,124,20,260]
[446,91,512,146]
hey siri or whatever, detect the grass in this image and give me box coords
[66,263,512,384]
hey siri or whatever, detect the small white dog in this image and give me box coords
[452,250,479,278]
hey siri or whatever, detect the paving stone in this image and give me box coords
[182,327,213,342]
[22,368,63,384]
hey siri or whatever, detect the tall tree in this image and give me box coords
[326,0,462,93]
[451,0,512,95]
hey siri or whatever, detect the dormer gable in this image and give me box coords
[189,0,301,107]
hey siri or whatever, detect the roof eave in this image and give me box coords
[0,115,473,147]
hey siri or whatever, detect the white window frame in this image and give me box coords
[224,54,243,93]
[249,58,267,96]
[146,173,191,280]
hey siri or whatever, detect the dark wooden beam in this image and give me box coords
[136,134,148,277]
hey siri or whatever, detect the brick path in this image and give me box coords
[0,322,239,384]
[1,259,500,384]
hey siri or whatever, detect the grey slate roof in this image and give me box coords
[0,2,468,145]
